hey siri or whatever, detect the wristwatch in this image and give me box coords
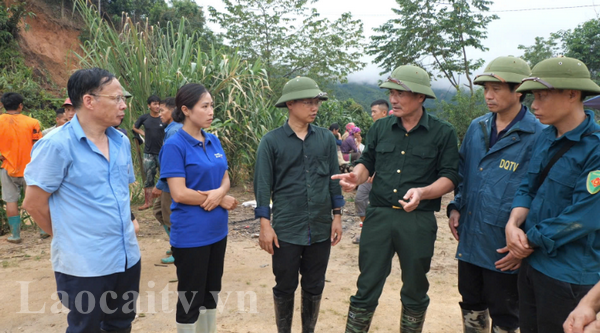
[333,208,342,216]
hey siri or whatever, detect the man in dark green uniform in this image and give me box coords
[254,77,345,333]
[333,65,460,332]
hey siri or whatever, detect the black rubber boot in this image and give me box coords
[301,290,322,333]
[345,304,374,333]
[400,305,426,333]
[274,293,295,333]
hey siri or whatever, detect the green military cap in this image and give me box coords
[379,65,436,99]
[275,77,328,108]
[474,56,531,85]
[122,88,132,98]
[517,56,600,96]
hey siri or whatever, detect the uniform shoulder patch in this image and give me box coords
[586,170,600,194]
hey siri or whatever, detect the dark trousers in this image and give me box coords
[351,208,437,312]
[518,260,594,333]
[55,260,141,333]
[458,260,519,328]
[172,236,227,323]
[272,239,331,297]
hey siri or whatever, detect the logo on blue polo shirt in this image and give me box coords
[215,153,223,158]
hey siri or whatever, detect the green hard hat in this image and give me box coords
[517,56,600,96]
[474,56,531,85]
[380,65,436,99]
[275,77,328,108]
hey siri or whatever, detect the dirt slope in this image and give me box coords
[13,0,82,92]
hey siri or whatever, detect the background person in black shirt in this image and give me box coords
[133,95,164,210]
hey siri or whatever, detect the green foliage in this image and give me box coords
[435,88,488,143]
[314,99,372,138]
[519,18,600,83]
[369,0,498,95]
[148,0,220,51]
[517,36,559,68]
[208,0,367,102]
[330,83,389,112]
[75,0,279,185]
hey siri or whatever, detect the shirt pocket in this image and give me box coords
[315,156,329,176]
[374,143,396,172]
[545,171,578,213]
[405,145,438,176]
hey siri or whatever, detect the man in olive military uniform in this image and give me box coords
[447,56,544,333]
[505,57,600,333]
[254,77,344,333]
[333,65,460,332]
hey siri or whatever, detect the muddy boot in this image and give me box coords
[7,216,22,244]
[400,305,426,333]
[345,304,374,333]
[39,226,50,239]
[492,325,519,333]
[274,293,294,333]
[301,290,322,333]
[138,188,153,211]
[461,309,490,333]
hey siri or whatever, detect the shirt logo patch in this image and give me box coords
[586,171,600,194]
[214,153,223,158]
[499,159,519,172]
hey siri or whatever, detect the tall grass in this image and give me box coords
[74,0,283,186]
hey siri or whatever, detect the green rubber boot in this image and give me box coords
[7,216,22,244]
[196,308,217,333]
[39,226,50,239]
[400,305,426,333]
[345,304,374,333]
[161,225,174,264]
[461,309,490,333]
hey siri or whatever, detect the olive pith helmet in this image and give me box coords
[474,56,531,85]
[379,65,436,99]
[275,77,328,108]
[517,56,600,96]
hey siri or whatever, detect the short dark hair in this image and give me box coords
[173,84,209,123]
[55,108,65,115]
[1,92,24,111]
[370,99,389,110]
[147,95,161,105]
[67,68,116,110]
[162,97,176,109]
[329,123,340,131]
[507,83,526,102]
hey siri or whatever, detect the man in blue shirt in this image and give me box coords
[23,68,141,333]
[152,97,182,264]
[447,56,544,333]
[505,57,600,333]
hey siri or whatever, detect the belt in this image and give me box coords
[392,205,402,209]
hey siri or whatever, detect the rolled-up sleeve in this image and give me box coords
[328,134,345,209]
[254,137,274,220]
[437,125,460,187]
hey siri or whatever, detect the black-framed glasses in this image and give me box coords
[521,77,554,89]
[474,73,506,83]
[386,77,412,92]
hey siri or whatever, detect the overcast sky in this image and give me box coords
[202,0,600,88]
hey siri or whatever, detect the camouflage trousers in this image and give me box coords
[142,153,159,188]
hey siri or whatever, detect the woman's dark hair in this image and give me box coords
[67,68,115,110]
[1,92,24,111]
[173,83,208,123]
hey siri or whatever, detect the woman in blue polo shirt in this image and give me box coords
[159,83,238,333]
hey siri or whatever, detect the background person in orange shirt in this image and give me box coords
[0,92,42,243]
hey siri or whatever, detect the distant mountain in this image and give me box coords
[329,82,457,113]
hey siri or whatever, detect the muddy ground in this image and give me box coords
[0,188,463,332]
